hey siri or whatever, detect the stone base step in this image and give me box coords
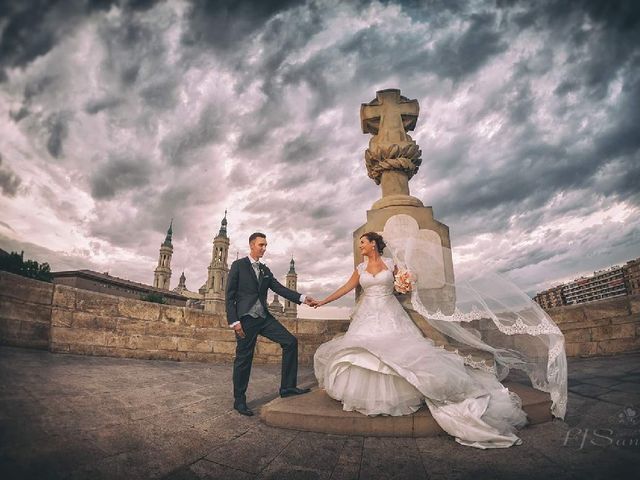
[260,382,553,437]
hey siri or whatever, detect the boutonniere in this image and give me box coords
[258,264,266,276]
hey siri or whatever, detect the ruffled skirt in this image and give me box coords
[313,295,528,449]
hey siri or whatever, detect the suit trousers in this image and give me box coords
[232,313,298,404]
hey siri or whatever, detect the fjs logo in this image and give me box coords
[563,405,640,449]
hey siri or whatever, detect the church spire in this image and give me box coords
[288,257,296,274]
[163,218,173,246]
[218,210,228,237]
[154,219,174,290]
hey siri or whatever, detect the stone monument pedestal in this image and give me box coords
[260,384,553,437]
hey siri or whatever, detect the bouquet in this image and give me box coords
[394,267,415,294]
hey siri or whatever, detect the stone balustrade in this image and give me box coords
[0,271,349,365]
[1,270,638,362]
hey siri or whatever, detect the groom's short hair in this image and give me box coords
[249,232,266,243]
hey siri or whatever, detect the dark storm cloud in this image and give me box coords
[0,153,22,197]
[496,245,570,274]
[2,0,639,295]
[0,220,15,231]
[281,136,321,164]
[84,96,123,114]
[0,0,157,74]
[9,106,30,122]
[0,1,60,79]
[45,112,69,158]
[181,0,302,52]
[90,155,152,199]
[39,185,83,223]
[432,137,601,230]
[23,74,56,102]
[505,0,640,99]
[428,12,508,81]
[0,0,152,80]
[160,104,224,166]
[95,3,180,111]
[8,75,57,123]
[406,1,640,245]
[139,77,179,110]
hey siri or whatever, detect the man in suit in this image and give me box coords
[226,232,315,416]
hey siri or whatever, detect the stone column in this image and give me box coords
[354,89,456,342]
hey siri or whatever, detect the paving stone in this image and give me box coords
[609,381,640,394]
[579,376,625,387]
[189,459,256,479]
[257,431,348,480]
[359,437,427,480]
[206,422,298,474]
[568,383,611,398]
[1,346,639,479]
[597,390,640,406]
[417,431,565,480]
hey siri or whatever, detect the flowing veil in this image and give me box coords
[380,214,568,419]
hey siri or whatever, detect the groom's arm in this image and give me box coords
[225,260,240,326]
[268,272,304,305]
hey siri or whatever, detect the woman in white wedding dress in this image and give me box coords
[312,232,531,449]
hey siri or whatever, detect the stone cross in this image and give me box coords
[360,89,422,203]
[361,89,419,144]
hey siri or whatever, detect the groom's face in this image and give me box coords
[250,237,267,259]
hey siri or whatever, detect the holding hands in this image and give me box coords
[304,296,326,308]
[308,298,326,308]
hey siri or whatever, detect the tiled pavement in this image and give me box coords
[0,346,638,479]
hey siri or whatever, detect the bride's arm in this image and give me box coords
[315,270,360,307]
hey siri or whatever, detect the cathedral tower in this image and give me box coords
[153,220,173,290]
[284,257,298,318]
[204,211,230,313]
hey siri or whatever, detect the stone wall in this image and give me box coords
[4,270,637,362]
[0,271,349,365]
[0,270,53,349]
[547,294,640,357]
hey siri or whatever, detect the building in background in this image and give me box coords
[153,220,173,290]
[284,258,298,318]
[173,271,204,309]
[623,258,640,296]
[563,265,627,305]
[52,269,188,306]
[534,256,640,309]
[269,294,284,316]
[203,212,230,314]
[45,213,303,316]
[533,284,566,310]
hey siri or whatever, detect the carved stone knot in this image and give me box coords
[364,141,422,185]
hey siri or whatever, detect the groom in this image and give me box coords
[226,232,315,416]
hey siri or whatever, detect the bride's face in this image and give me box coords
[359,236,376,257]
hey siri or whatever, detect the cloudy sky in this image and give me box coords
[0,0,638,318]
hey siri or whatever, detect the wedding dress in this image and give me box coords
[314,257,530,449]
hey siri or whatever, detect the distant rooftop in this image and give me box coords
[52,269,188,300]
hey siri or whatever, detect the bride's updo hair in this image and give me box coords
[361,232,386,255]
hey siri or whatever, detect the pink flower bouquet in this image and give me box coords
[394,268,415,294]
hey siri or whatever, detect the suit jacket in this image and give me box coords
[225,256,302,325]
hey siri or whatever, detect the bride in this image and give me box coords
[312,231,567,449]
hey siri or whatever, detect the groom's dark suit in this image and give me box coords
[226,256,303,405]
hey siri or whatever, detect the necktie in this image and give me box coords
[252,262,260,279]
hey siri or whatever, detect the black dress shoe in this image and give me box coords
[279,387,311,398]
[234,403,254,416]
